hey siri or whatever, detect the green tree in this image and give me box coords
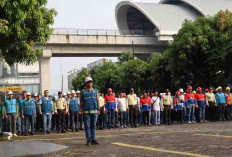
[150,53,174,92]
[118,52,134,64]
[72,68,90,90]
[120,59,149,94]
[0,0,57,65]
[91,62,120,93]
[167,10,232,88]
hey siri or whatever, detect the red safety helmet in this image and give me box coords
[107,88,113,92]
[205,88,209,92]
[187,86,192,90]
[197,87,202,91]
[176,91,180,95]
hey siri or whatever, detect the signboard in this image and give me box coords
[1,86,23,92]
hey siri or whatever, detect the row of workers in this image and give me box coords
[0,76,231,145]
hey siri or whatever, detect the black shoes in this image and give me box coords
[86,140,100,146]
[87,140,91,146]
[92,140,100,145]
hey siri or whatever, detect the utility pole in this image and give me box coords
[132,41,135,60]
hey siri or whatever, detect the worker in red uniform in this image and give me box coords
[140,93,151,126]
[185,86,197,124]
[173,91,184,124]
[195,87,206,123]
[105,88,116,129]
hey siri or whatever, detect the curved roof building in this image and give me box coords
[116,0,232,41]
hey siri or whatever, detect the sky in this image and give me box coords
[46,0,159,94]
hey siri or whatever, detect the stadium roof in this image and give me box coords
[116,0,232,41]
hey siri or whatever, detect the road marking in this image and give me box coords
[195,134,232,138]
[112,142,212,157]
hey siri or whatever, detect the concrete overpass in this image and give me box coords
[36,29,169,93]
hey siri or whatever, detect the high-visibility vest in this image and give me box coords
[225,93,232,105]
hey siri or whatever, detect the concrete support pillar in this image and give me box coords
[39,49,52,94]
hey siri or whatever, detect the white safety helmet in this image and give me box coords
[8,91,13,95]
[26,92,31,96]
[71,90,76,94]
[76,90,80,94]
[179,88,184,93]
[85,77,93,83]
[67,91,71,95]
[34,93,38,97]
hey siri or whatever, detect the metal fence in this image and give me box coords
[52,28,156,36]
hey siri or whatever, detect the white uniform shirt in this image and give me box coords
[151,96,161,111]
[117,98,128,112]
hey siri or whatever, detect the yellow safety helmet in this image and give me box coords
[226,87,230,91]
[215,88,218,92]
[193,91,196,94]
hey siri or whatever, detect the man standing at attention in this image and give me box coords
[127,88,138,128]
[55,91,68,133]
[69,90,80,132]
[40,90,54,134]
[161,89,172,125]
[4,91,18,137]
[22,92,36,136]
[105,88,116,129]
[225,87,232,120]
[215,86,226,121]
[185,86,197,124]
[80,77,100,146]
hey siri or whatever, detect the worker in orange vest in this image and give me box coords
[225,87,232,120]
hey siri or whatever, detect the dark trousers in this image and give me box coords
[7,113,17,134]
[115,111,119,127]
[79,114,83,130]
[164,105,171,124]
[36,114,43,132]
[0,117,2,131]
[51,114,57,131]
[219,104,225,121]
[20,116,25,135]
[65,113,70,130]
[98,107,106,129]
[2,118,8,132]
[209,101,216,121]
[25,115,35,135]
[70,111,79,131]
[120,111,127,126]
[225,105,232,120]
[107,109,115,128]
[177,110,182,123]
[129,105,138,126]
[57,109,66,132]
[143,111,150,125]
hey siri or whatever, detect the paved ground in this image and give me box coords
[1,122,232,157]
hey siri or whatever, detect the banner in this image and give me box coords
[2,86,23,92]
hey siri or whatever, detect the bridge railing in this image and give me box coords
[52,28,156,36]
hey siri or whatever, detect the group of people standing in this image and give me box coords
[0,90,83,136]
[0,76,231,146]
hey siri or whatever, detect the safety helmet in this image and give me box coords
[107,88,113,92]
[197,87,202,91]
